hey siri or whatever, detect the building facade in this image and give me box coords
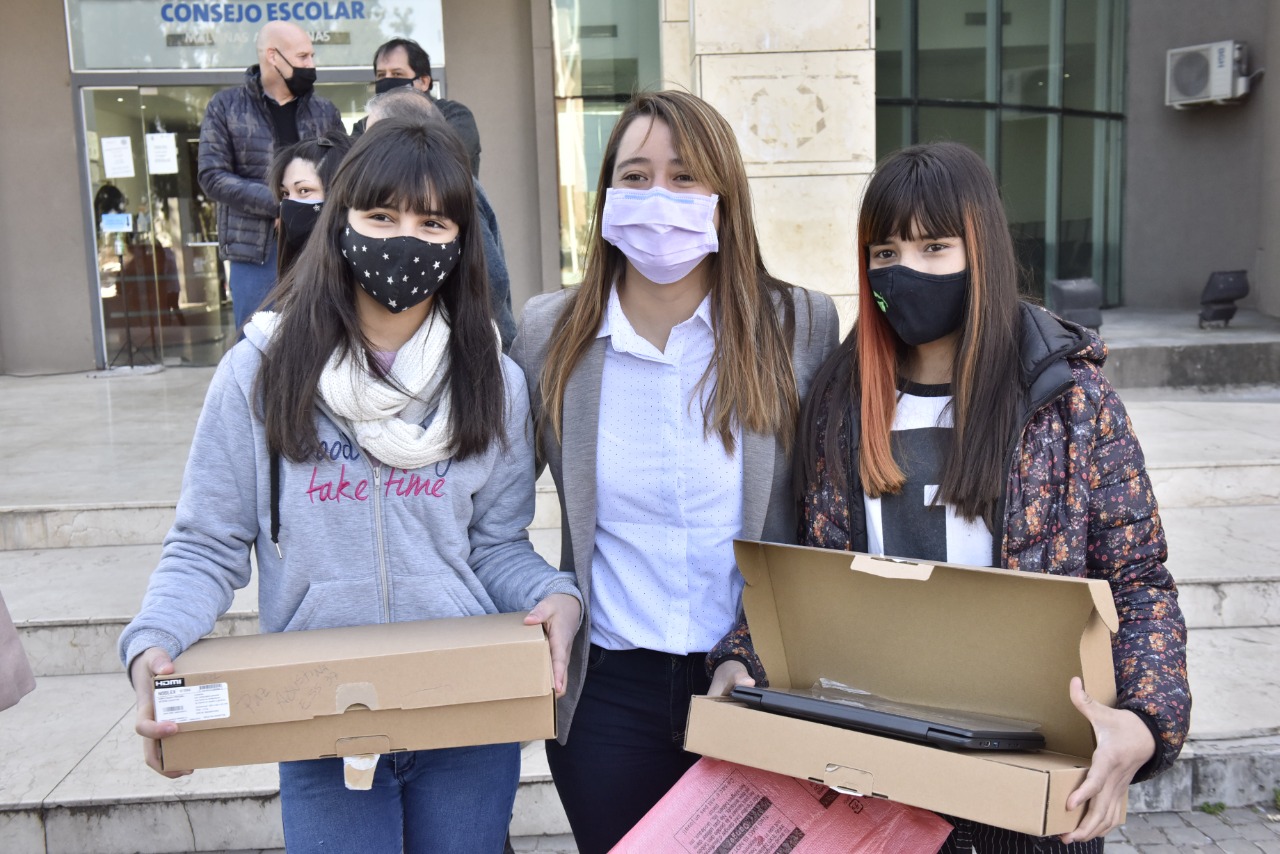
[0,0,1276,375]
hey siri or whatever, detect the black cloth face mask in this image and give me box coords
[867,265,970,346]
[340,224,461,313]
[373,76,416,95]
[279,199,323,253]
[276,54,317,98]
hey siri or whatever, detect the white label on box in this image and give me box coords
[154,682,231,724]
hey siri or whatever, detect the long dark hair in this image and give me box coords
[268,130,353,276]
[256,118,503,463]
[539,90,798,453]
[799,141,1023,523]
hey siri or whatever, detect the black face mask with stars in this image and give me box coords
[339,225,461,313]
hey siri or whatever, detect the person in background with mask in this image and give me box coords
[508,90,840,854]
[709,141,1191,852]
[198,20,344,335]
[351,38,481,177]
[267,130,353,277]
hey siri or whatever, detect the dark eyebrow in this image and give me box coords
[614,155,687,173]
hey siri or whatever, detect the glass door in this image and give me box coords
[84,85,229,367]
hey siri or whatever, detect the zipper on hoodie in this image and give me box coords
[371,465,392,623]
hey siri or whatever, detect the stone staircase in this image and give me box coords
[1,371,1278,852]
[1124,394,1280,811]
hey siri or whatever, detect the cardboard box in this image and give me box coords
[153,612,554,771]
[615,757,953,853]
[685,541,1121,837]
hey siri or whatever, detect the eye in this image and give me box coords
[871,248,896,260]
[673,173,697,184]
[618,171,647,184]
[924,242,950,253]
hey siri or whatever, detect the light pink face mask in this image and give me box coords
[601,187,720,284]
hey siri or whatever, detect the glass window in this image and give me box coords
[1063,0,1102,112]
[551,0,660,285]
[1001,111,1049,295]
[1001,0,1053,108]
[877,105,908,161]
[918,106,990,161]
[876,1,907,99]
[1058,116,1097,281]
[917,0,989,101]
[875,1,1124,302]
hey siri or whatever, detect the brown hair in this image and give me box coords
[538,90,798,452]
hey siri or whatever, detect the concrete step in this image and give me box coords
[0,544,259,677]
[1100,308,1280,389]
[1162,505,1280,630]
[0,674,568,854]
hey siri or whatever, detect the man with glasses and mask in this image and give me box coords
[198,21,343,335]
[351,38,482,178]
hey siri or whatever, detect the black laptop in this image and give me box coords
[730,685,1045,752]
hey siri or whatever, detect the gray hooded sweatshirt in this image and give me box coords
[119,322,579,669]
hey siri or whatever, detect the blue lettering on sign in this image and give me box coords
[162,2,367,25]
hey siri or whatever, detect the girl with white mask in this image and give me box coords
[510,90,840,854]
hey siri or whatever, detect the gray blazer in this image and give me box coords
[510,286,840,741]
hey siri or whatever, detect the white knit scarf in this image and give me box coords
[251,309,455,468]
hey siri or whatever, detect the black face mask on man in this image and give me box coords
[339,225,460,314]
[867,265,969,347]
[275,53,317,98]
[373,76,416,95]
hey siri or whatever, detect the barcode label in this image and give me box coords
[154,682,230,724]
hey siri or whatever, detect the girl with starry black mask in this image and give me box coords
[121,117,582,854]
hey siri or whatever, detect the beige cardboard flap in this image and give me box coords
[733,540,1118,760]
[849,554,934,581]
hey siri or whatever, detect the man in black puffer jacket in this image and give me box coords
[198,21,344,335]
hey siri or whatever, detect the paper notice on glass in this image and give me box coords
[614,758,953,854]
[145,133,179,175]
[101,136,136,178]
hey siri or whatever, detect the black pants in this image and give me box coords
[545,644,712,854]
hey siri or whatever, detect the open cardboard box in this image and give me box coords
[153,612,555,771]
[685,541,1120,837]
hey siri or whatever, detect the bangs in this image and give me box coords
[862,151,967,245]
[332,121,472,225]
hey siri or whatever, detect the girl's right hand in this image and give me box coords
[129,646,193,778]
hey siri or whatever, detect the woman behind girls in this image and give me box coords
[509,90,840,853]
[711,141,1190,852]
[267,129,352,277]
[119,118,581,854]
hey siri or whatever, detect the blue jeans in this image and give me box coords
[277,743,520,854]
[545,645,711,854]
[228,242,278,334]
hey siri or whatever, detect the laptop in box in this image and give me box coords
[729,685,1045,752]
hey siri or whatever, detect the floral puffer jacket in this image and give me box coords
[709,303,1190,784]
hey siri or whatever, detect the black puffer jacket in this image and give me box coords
[197,66,343,264]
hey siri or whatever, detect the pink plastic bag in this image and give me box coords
[613,758,952,854]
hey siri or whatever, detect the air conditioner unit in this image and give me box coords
[1166,40,1250,108]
